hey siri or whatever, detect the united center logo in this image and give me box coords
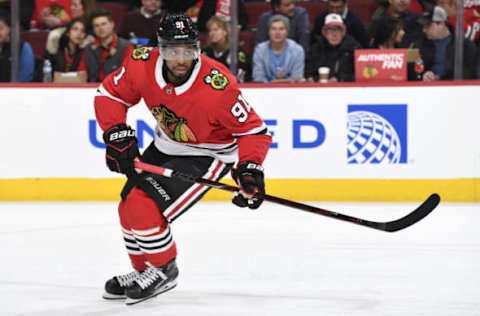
[347,104,407,164]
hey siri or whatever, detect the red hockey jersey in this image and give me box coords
[94,47,271,165]
[448,8,480,43]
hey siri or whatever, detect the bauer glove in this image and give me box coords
[103,123,140,177]
[231,161,265,209]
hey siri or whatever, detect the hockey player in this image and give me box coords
[94,14,272,305]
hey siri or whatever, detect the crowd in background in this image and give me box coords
[0,0,479,83]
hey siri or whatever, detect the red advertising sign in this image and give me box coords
[355,49,407,82]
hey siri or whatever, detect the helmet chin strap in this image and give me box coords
[163,57,199,86]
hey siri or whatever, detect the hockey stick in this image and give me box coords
[134,161,440,232]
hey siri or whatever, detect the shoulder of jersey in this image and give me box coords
[200,54,238,91]
[129,46,160,63]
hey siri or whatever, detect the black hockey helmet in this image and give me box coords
[157,14,200,47]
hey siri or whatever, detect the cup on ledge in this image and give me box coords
[318,67,330,83]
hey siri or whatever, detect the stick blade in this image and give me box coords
[383,193,441,232]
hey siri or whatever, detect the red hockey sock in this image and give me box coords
[123,187,178,268]
[118,200,148,271]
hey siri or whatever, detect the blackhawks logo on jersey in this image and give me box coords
[204,68,229,90]
[131,46,154,61]
[151,105,197,142]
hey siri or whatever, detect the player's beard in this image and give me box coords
[163,59,197,86]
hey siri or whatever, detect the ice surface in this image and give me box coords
[0,201,479,316]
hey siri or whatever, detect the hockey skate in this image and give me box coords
[125,259,178,305]
[103,270,141,300]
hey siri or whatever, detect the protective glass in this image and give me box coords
[160,44,200,61]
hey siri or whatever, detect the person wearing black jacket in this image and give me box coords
[311,0,369,48]
[415,6,477,80]
[0,0,34,30]
[202,15,251,82]
[44,17,88,73]
[305,13,360,82]
[370,0,423,48]
[162,0,248,32]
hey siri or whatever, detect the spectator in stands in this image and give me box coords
[85,9,131,82]
[305,13,360,82]
[372,0,435,20]
[119,0,163,45]
[415,6,477,80]
[45,0,96,62]
[0,0,35,30]
[371,15,405,48]
[370,0,423,47]
[162,0,249,32]
[370,15,424,80]
[0,15,35,82]
[203,15,251,82]
[30,0,73,30]
[439,0,480,45]
[255,0,309,54]
[311,0,369,48]
[252,14,304,83]
[44,17,87,73]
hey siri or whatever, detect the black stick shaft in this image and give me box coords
[134,161,440,233]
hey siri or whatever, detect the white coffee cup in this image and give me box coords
[318,67,330,83]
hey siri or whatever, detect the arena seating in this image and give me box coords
[244,0,381,29]
[297,1,328,26]
[348,0,380,27]
[20,31,49,60]
[17,0,419,81]
[244,2,270,30]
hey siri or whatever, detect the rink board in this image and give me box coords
[0,83,479,201]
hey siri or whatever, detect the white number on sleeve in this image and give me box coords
[230,94,251,123]
[113,66,126,86]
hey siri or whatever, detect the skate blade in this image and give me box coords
[102,292,126,300]
[125,281,177,305]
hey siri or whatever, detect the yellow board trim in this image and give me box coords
[1,178,479,202]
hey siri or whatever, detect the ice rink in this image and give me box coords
[1,200,479,316]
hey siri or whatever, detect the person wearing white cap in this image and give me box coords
[305,13,360,82]
[311,0,369,48]
[414,6,476,81]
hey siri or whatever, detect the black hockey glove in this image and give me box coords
[231,161,265,210]
[103,123,140,177]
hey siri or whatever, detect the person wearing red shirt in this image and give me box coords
[446,7,480,44]
[94,14,271,305]
[30,0,72,30]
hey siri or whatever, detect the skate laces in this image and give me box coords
[116,271,140,287]
[135,262,167,290]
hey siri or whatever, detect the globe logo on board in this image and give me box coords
[347,110,402,164]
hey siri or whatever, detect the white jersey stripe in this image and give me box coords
[134,227,171,242]
[163,159,222,218]
[154,126,238,163]
[231,123,268,136]
[164,159,225,220]
[132,226,161,236]
[121,227,134,236]
[97,84,132,107]
[126,249,143,255]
